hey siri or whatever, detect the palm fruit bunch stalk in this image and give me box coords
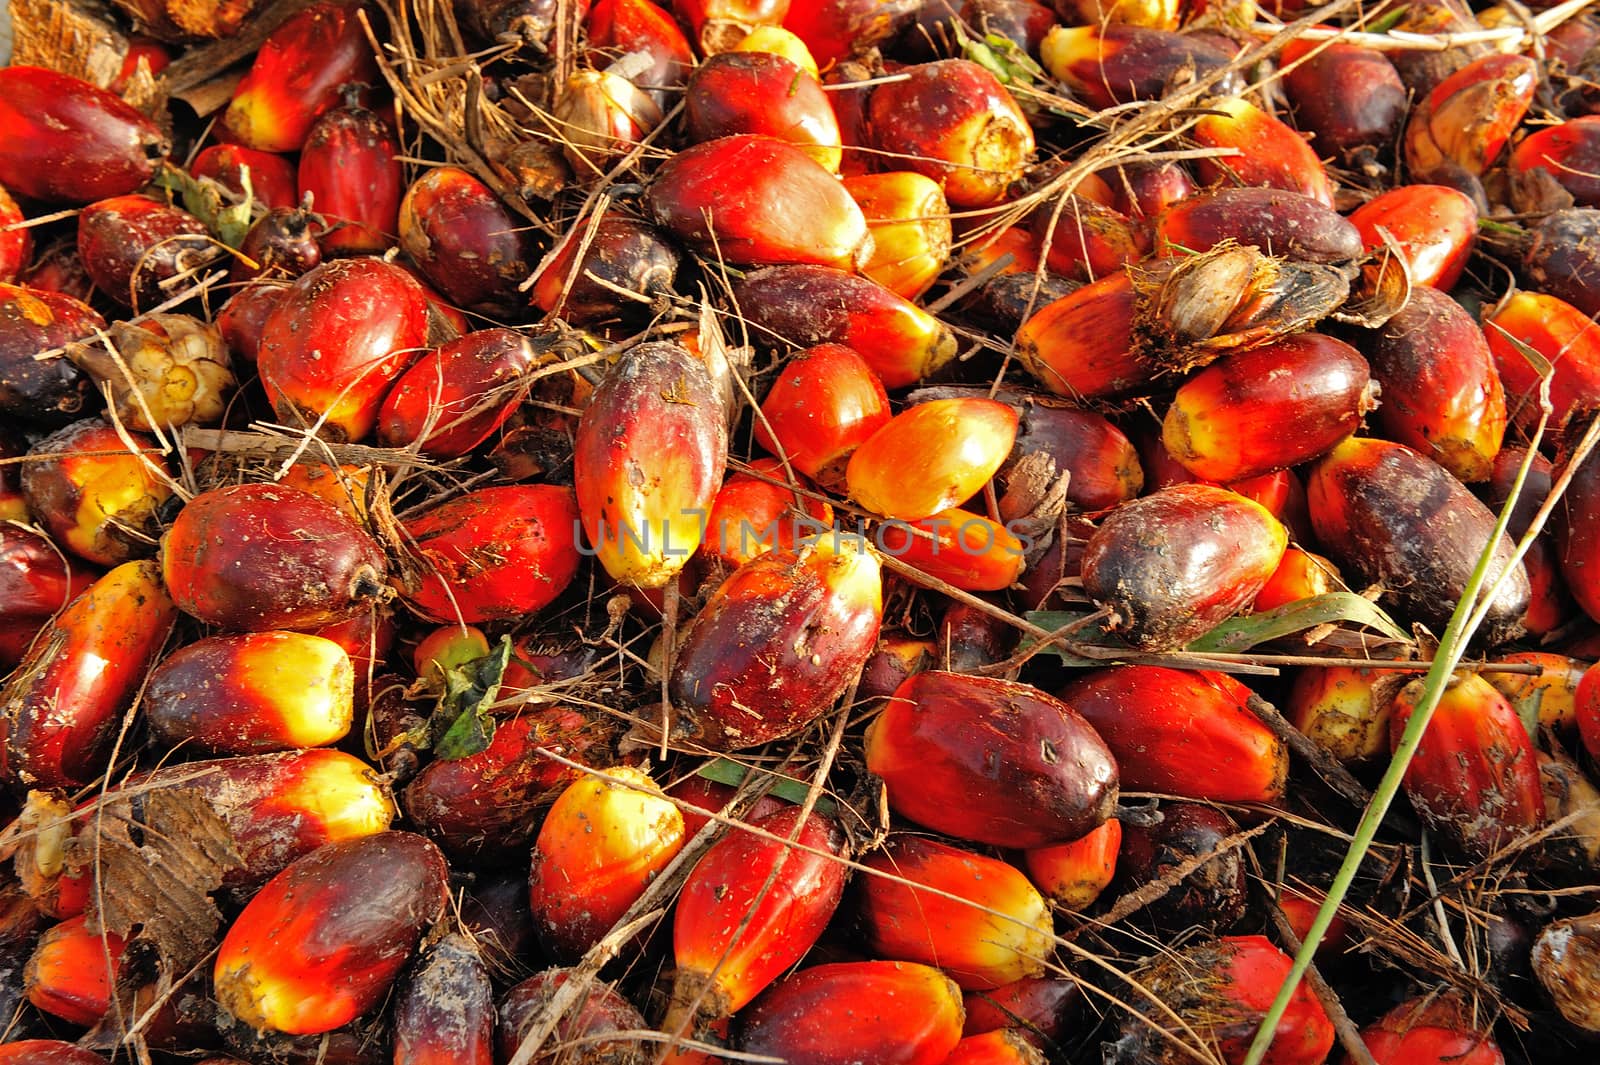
[12,0,1600,1062]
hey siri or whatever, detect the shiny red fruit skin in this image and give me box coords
[1279,38,1407,158]
[1511,115,1600,206]
[1012,403,1143,512]
[0,1041,108,1065]
[398,166,536,315]
[1213,936,1335,1065]
[585,0,696,106]
[298,101,403,256]
[0,525,99,623]
[23,913,125,1026]
[754,344,888,489]
[1348,996,1505,1065]
[686,51,841,169]
[77,195,217,310]
[866,670,1118,848]
[216,281,287,367]
[256,257,431,442]
[962,977,1080,1045]
[191,144,300,210]
[1348,184,1477,290]
[0,183,30,285]
[378,327,537,456]
[400,484,581,623]
[783,0,920,67]
[213,831,449,1035]
[1154,187,1361,264]
[0,67,166,203]
[1486,290,1600,436]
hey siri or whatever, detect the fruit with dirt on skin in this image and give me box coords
[1533,909,1600,1034]
[496,968,648,1065]
[400,167,538,316]
[1154,187,1361,264]
[76,195,221,311]
[530,214,679,324]
[0,67,167,203]
[846,398,1018,520]
[1285,664,1398,764]
[392,933,495,1065]
[297,96,403,256]
[378,327,545,458]
[1481,651,1587,732]
[1033,195,1147,282]
[962,976,1080,1047]
[1404,53,1537,180]
[1024,818,1121,912]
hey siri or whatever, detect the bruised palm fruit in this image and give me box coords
[21,419,173,567]
[1154,187,1362,264]
[646,135,871,270]
[399,167,536,316]
[1015,272,1146,399]
[1390,672,1544,858]
[0,67,166,204]
[1349,994,1505,1065]
[1404,53,1537,181]
[218,3,380,152]
[1023,818,1121,912]
[1061,666,1287,802]
[161,482,389,631]
[573,341,728,588]
[1366,285,1504,483]
[1486,290,1600,435]
[1308,438,1529,643]
[865,671,1117,848]
[0,284,103,426]
[530,214,679,323]
[734,265,957,388]
[191,144,300,210]
[1081,483,1287,650]
[144,631,354,754]
[844,171,952,299]
[859,836,1052,990]
[700,458,833,566]
[296,99,402,257]
[1162,333,1377,483]
[1526,208,1600,318]
[0,560,177,789]
[586,0,696,108]
[1010,402,1143,512]
[1285,664,1397,763]
[738,961,965,1065]
[392,933,495,1065]
[378,328,541,457]
[671,540,882,749]
[875,508,1024,591]
[0,1042,108,1065]
[1031,195,1146,282]
[23,914,125,1026]
[847,398,1017,520]
[528,765,685,961]
[1533,908,1600,1033]
[1039,24,1236,111]
[76,195,220,311]
[496,969,647,1065]
[686,51,840,171]
[256,257,431,442]
[1348,184,1477,291]
[214,832,449,1035]
[1191,96,1334,206]
[1114,803,1248,934]
[1108,935,1334,1065]
[1279,38,1407,161]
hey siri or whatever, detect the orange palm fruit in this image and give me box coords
[214,832,449,1035]
[0,67,166,204]
[865,670,1118,848]
[24,914,126,1026]
[737,961,966,1065]
[875,509,1025,592]
[0,284,103,426]
[1015,271,1147,400]
[1060,666,1287,803]
[1039,24,1235,111]
[859,836,1052,990]
[392,934,495,1065]
[528,766,685,961]
[1348,184,1477,290]
[943,1029,1048,1065]
[1192,96,1334,207]
[1154,187,1361,263]
[1486,289,1600,435]
[844,171,953,299]
[20,418,173,567]
[0,560,176,789]
[699,458,833,567]
[296,96,403,257]
[0,1042,108,1064]
[399,167,536,317]
[1481,652,1586,732]
[573,340,728,588]
[686,51,840,171]
[1023,818,1122,912]
[1252,546,1340,612]
[846,398,1018,520]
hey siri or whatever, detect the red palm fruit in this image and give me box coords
[24,914,126,1026]
[648,135,870,269]
[528,765,686,960]
[190,144,299,210]
[1153,187,1361,264]
[859,836,1052,990]
[963,977,1079,1047]
[399,167,535,316]
[1578,662,1600,761]
[1115,935,1333,1065]
[574,341,728,588]
[1115,803,1248,934]
[671,540,882,748]
[666,775,788,839]
[233,206,324,282]
[296,99,402,256]
[1104,161,1195,220]
[1082,484,1287,650]
[377,328,538,456]
[1527,208,1600,319]
[667,807,845,1024]
[876,509,1025,591]
[0,526,99,623]
[700,458,833,566]
[1040,25,1236,110]
[216,280,287,367]
[497,969,647,1065]
[675,0,789,53]
[392,934,495,1065]
[1162,333,1376,483]
[1482,651,1585,731]
[739,961,965,1065]
[1286,664,1397,763]
[843,171,953,299]
[734,264,958,387]
[0,67,166,204]
[218,3,380,152]
[755,345,888,490]
[1023,818,1121,912]
[0,284,102,427]
[162,482,389,631]
[1348,184,1476,290]
[1191,97,1334,207]
[19,238,94,299]
[1252,547,1340,612]
[1390,672,1544,858]
[21,419,171,567]
[940,1029,1046,1065]
[1308,438,1529,643]
[0,560,176,789]
[402,708,614,858]
[1276,885,1351,956]
[1486,290,1600,435]
[257,257,431,442]
[1484,446,1572,635]
[865,671,1117,847]
[586,0,696,106]
[76,195,220,310]
[1368,285,1504,483]
[1347,995,1504,1065]
[144,631,354,754]
[1555,424,1600,626]
[847,398,1017,520]
[939,603,1019,674]
[783,0,919,66]
[1032,195,1147,282]
[0,183,31,285]
[1279,38,1406,160]
[530,214,679,323]
[214,831,449,1035]
[866,59,1033,208]
[686,51,841,171]
[1016,271,1146,399]
[1062,666,1286,802]
[1010,403,1143,512]
[0,1042,107,1065]
[1405,53,1537,180]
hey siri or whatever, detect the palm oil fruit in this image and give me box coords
[846,398,1018,520]
[0,66,166,204]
